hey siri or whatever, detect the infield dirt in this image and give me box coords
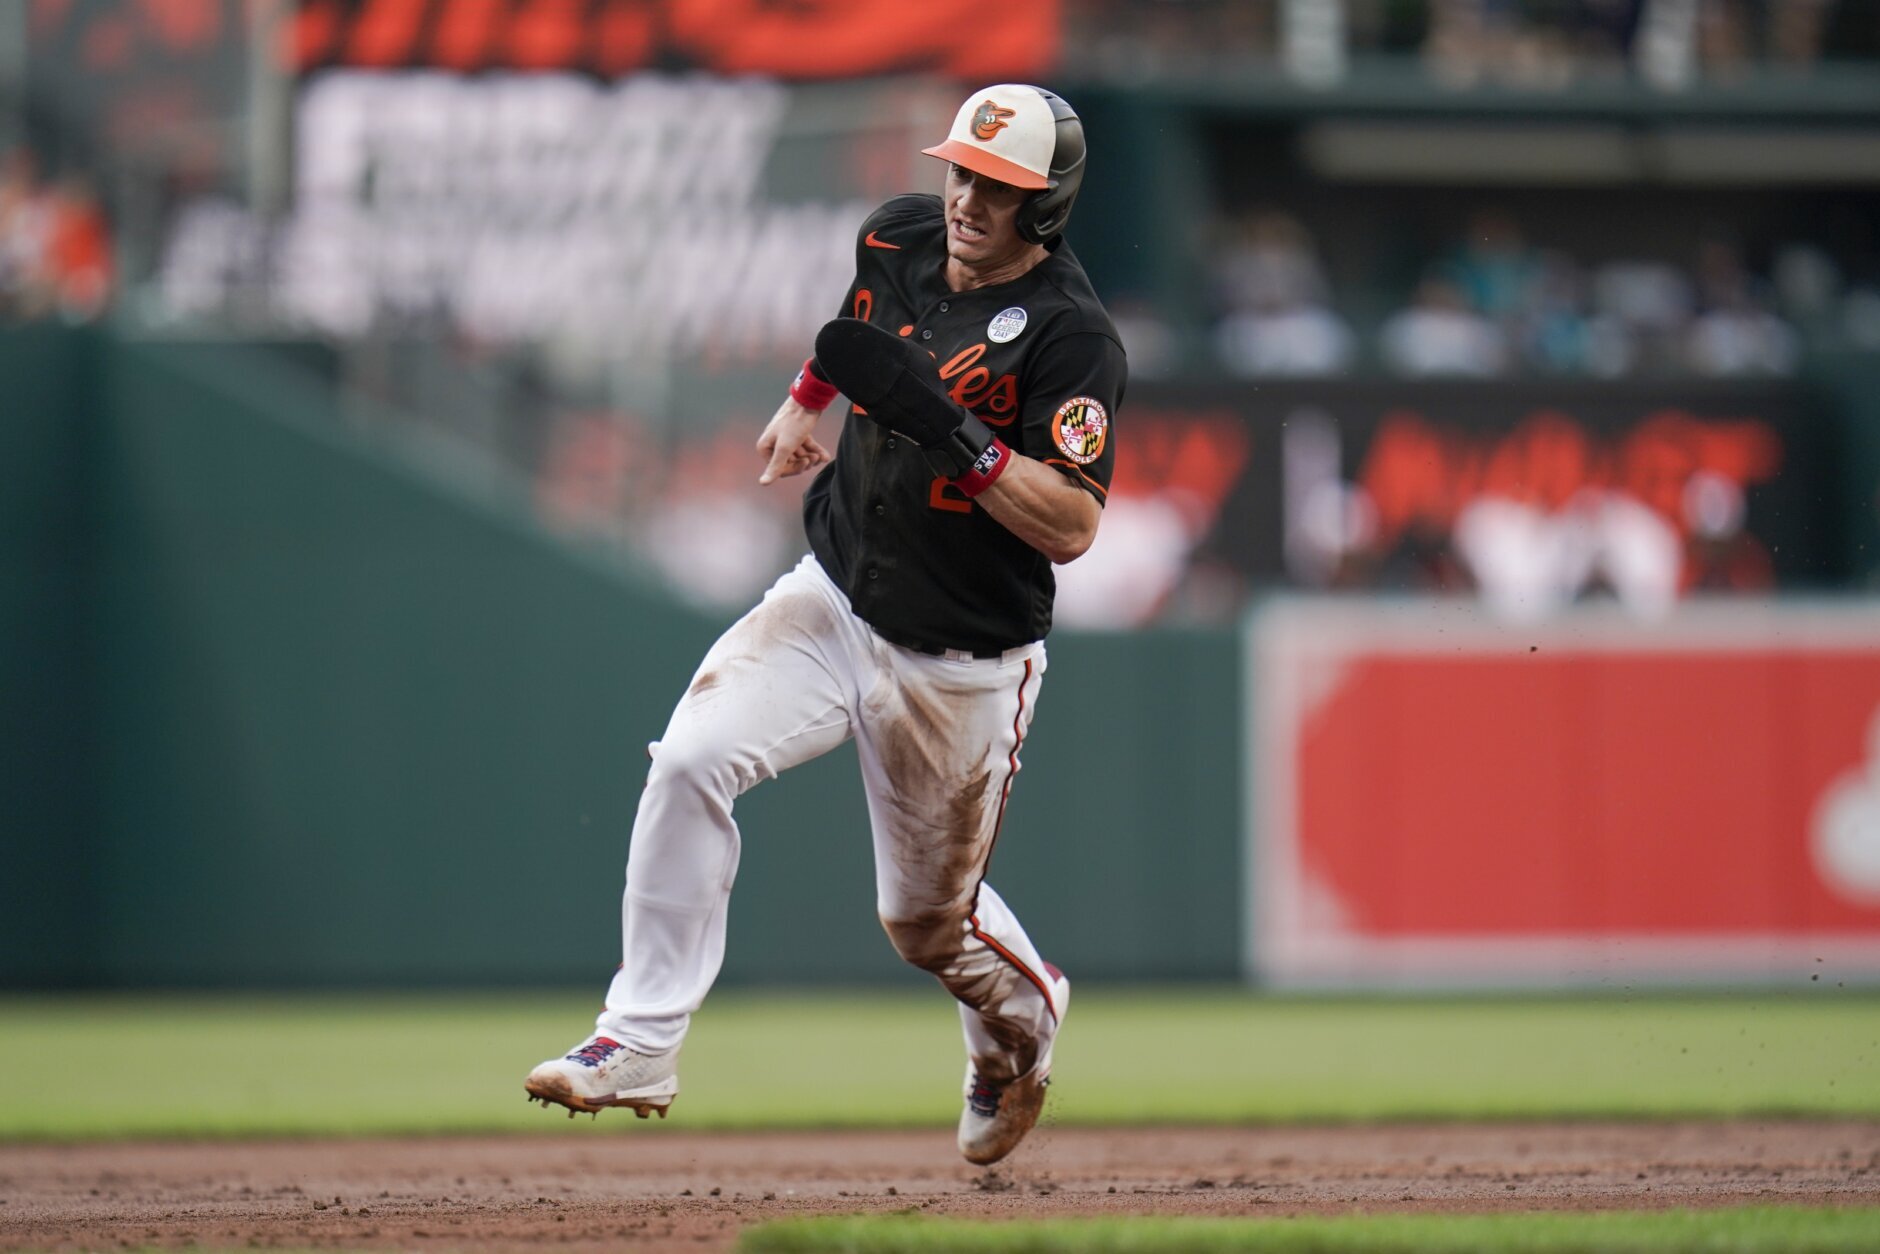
[5,1121,1878,1251]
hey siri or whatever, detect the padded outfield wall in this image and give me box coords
[0,327,100,986]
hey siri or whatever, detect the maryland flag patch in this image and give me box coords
[1052,397,1109,466]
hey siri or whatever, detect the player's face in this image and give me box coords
[944,163,1030,266]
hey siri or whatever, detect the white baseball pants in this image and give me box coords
[595,554,1061,1081]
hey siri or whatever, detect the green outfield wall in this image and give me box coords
[0,326,100,986]
[1,330,1243,989]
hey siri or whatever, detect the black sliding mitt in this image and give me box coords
[813,318,998,480]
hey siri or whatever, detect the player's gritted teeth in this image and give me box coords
[942,162,1032,270]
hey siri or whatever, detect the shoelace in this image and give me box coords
[567,1037,624,1068]
[967,1075,1001,1119]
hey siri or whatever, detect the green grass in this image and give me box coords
[2,989,1877,1140]
[738,1207,1880,1253]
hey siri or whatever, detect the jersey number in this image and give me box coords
[928,477,973,514]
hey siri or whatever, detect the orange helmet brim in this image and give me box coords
[920,139,1051,190]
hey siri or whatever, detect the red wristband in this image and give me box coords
[789,358,839,412]
[955,438,1011,498]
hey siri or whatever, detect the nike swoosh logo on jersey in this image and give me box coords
[864,231,901,250]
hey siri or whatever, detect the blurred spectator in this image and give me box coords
[1200,198,1855,378]
[535,409,651,544]
[1522,251,1637,376]
[1591,259,1696,371]
[1685,239,1800,374]
[1068,0,1861,83]
[1371,516,1475,593]
[1770,241,1843,333]
[1845,286,1880,352]
[1216,301,1356,376]
[1424,0,1643,88]
[1380,273,1508,375]
[0,149,113,323]
[44,176,113,322]
[0,149,53,319]
[1681,469,1774,591]
[1219,209,1331,313]
[1108,295,1179,380]
[1439,209,1641,375]
[1444,209,1542,326]
[1767,0,1840,68]
[1699,0,1842,79]
[1069,0,1278,76]
[1214,210,1355,376]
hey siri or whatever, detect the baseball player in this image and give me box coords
[525,84,1124,1166]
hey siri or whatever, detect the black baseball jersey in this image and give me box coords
[802,194,1127,655]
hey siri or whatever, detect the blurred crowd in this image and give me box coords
[0,148,112,324]
[1211,207,1878,378]
[1071,0,1877,84]
[1284,462,1777,620]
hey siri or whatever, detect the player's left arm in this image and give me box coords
[975,330,1125,563]
[970,452,1101,564]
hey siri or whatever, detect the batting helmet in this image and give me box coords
[921,84,1086,245]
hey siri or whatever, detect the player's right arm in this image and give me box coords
[758,303,852,484]
[759,196,938,485]
[757,267,859,485]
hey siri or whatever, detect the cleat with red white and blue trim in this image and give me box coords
[524,1033,678,1118]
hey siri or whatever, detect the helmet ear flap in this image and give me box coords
[1015,91,1085,246]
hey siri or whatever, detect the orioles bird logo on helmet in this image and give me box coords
[971,100,1016,141]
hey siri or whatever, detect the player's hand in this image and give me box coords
[756,397,833,485]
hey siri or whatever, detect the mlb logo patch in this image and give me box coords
[988,307,1028,344]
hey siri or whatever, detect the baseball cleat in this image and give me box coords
[524,1033,678,1120]
[957,963,1070,1166]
